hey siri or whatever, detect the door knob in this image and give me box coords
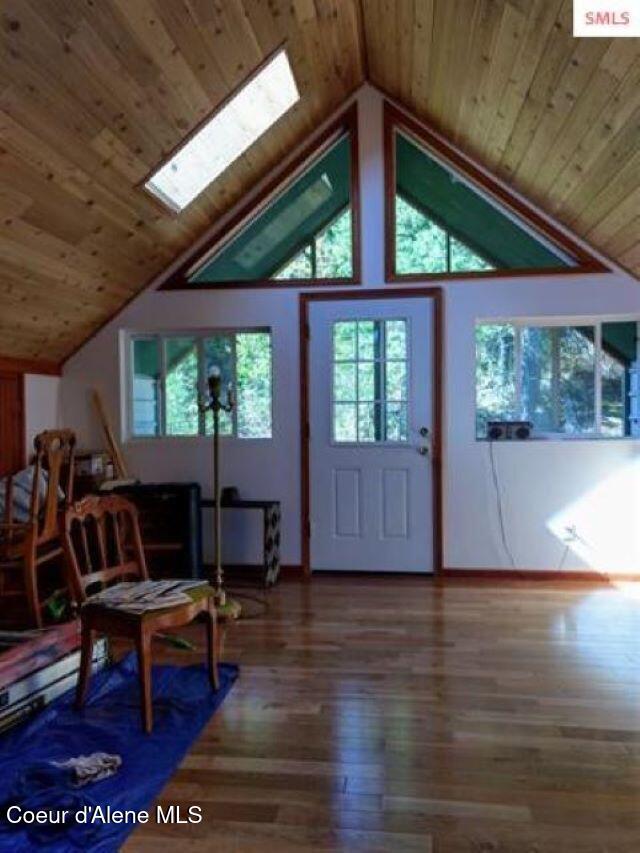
[419,426,430,437]
[417,446,429,456]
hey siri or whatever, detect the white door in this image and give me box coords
[308,297,435,572]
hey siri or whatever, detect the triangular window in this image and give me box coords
[393,131,573,275]
[177,110,358,288]
[384,103,604,279]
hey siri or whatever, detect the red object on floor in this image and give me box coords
[0,620,79,691]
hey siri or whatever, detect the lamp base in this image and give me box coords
[214,589,242,621]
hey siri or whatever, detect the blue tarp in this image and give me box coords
[0,654,238,851]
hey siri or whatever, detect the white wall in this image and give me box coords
[24,374,61,458]
[60,85,640,573]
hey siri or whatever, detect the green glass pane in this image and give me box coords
[274,246,313,280]
[334,362,356,402]
[315,207,352,278]
[165,338,199,436]
[385,320,407,360]
[358,362,376,402]
[601,320,636,437]
[386,403,408,442]
[601,354,625,437]
[132,338,160,437]
[236,332,272,438]
[396,132,572,271]
[358,320,381,360]
[559,326,595,434]
[333,322,356,361]
[520,326,595,434]
[395,195,447,274]
[386,361,407,401]
[358,402,380,442]
[203,336,233,436]
[475,324,517,438]
[334,403,356,442]
[450,235,493,272]
[191,135,351,283]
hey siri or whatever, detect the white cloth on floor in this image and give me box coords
[52,752,122,787]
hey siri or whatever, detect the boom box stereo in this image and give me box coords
[486,420,532,441]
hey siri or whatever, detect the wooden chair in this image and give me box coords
[0,429,76,627]
[62,494,219,733]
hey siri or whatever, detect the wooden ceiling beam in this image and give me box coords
[0,0,638,364]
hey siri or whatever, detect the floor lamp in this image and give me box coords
[201,367,241,620]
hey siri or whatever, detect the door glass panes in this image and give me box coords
[132,338,161,436]
[165,337,199,435]
[332,319,409,443]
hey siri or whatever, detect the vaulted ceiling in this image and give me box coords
[1,0,638,367]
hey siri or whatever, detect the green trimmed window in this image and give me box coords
[189,134,354,285]
[394,132,575,276]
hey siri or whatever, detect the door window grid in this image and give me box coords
[332,319,409,443]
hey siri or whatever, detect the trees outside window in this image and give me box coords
[131,331,272,439]
[475,321,635,438]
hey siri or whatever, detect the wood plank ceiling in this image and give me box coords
[0,0,639,366]
[363,0,640,278]
[0,0,364,363]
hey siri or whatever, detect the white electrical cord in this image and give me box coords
[488,441,516,568]
[557,543,570,571]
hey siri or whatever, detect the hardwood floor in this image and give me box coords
[124,576,640,852]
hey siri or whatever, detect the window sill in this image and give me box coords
[476,434,639,443]
[126,435,273,444]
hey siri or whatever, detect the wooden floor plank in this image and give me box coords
[123,576,640,851]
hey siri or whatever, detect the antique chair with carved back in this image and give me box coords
[62,494,218,733]
[0,429,76,627]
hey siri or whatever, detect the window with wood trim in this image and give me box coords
[393,131,574,276]
[187,132,355,286]
[383,104,603,281]
[475,319,639,439]
[163,107,360,289]
[130,331,272,439]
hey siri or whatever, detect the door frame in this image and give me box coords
[0,370,25,476]
[299,287,444,576]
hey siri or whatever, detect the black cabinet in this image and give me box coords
[110,482,203,579]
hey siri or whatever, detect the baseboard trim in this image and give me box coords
[279,564,304,579]
[442,568,640,582]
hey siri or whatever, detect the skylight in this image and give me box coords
[145,49,299,212]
